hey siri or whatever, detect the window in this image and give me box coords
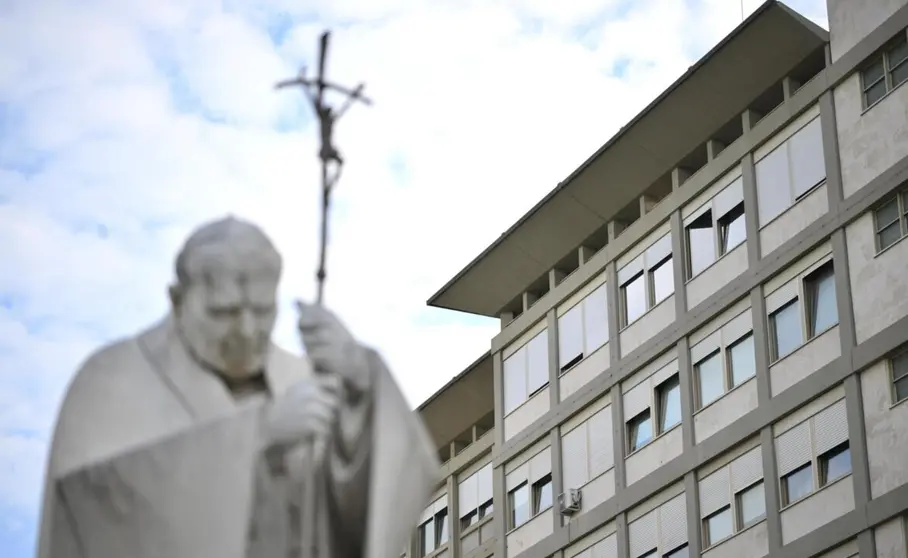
[693,332,757,410]
[805,262,838,337]
[508,483,530,529]
[755,117,826,226]
[622,272,647,325]
[684,177,747,280]
[558,284,609,372]
[686,210,716,278]
[704,507,733,547]
[770,299,802,361]
[781,463,813,506]
[459,463,493,530]
[819,442,852,486]
[419,507,449,556]
[619,234,674,327]
[696,351,724,408]
[656,375,681,433]
[736,481,766,528]
[503,329,549,414]
[561,408,614,490]
[664,545,689,558]
[728,334,756,387]
[650,256,674,305]
[874,189,908,252]
[893,351,908,403]
[719,202,746,255]
[627,409,653,453]
[861,32,908,108]
[532,474,553,514]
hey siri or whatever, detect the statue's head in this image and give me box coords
[169,216,282,381]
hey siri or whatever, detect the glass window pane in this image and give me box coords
[623,274,646,325]
[420,519,435,555]
[509,484,530,528]
[696,352,724,408]
[783,464,813,505]
[771,299,802,360]
[822,445,852,484]
[658,375,682,432]
[503,351,527,414]
[887,38,908,69]
[526,331,549,394]
[461,512,478,530]
[876,198,900,229]
[737,482,766,527]
[651,256,675,305]
[865,79,888,106]
[533,476,553,513]
[755,146,793,226]
[628,410,652,452]
[583,284,609,354]
[436,510,449,545]
[558,305,584,370]
[789,118,826,199]
[893,352,908,381]
[719,203,746,254]
[705,507,733,546]
[862,58,885,86]
[892,61,908,87]
[807,265,838,336]
[895,375,908,403]
[687,211,716,277]
[479,501,493,518]
[879,221,903,251]
[729,334,756,386]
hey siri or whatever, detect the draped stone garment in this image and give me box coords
[36,316,440,558]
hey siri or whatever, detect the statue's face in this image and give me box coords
[174,271,279,381]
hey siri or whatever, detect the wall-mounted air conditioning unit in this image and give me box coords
[558,488,582,516]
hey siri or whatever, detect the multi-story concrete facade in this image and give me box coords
[410,2,908,558]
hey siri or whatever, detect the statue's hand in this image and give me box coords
[265,375,340,449]
[296,301,372,401]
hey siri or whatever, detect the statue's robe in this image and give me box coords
[35,316,440,558]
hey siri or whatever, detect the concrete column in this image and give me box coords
[819,90,845,211]
[706,139,726,161]
[782,76,802,100]
[760,427,783,553]
[499,311,514,331]
[741,109,763,133]
[492,351,505,448]
[670,210,688,318]
[616,513,630,558]
[608,220,627,243]
[493,465,507,558]
[672,167,691,191]
[547,310,560,406]
[549,269,567,291]
[677,337,696,451]
[640,194,659,216]
[606,262,622,364]
[578,245,595,266]
[522,291,538,313]
[448,474,461,558]
[741,152,762,265]
[549,429,564,532]
[684,472,702,557]
[750,287,773,406]
[611,386,628,492]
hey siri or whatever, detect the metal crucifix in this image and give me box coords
[276,30,372,305]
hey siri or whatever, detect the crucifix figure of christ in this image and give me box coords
[275,30,372,306]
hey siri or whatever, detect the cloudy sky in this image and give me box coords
[0,0,827,554]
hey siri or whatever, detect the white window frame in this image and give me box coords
[619,233,674,328]
[767,257,838,363]
[873,188,908,253]
[503,328,549,414]
[860,30,908,109]
[557,282,609,373]
[683,176,747,280]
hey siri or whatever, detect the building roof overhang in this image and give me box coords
[426,1,828,317]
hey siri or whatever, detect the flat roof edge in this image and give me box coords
[417,350,492,411]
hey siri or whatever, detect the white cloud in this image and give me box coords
[0,0,828,549]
